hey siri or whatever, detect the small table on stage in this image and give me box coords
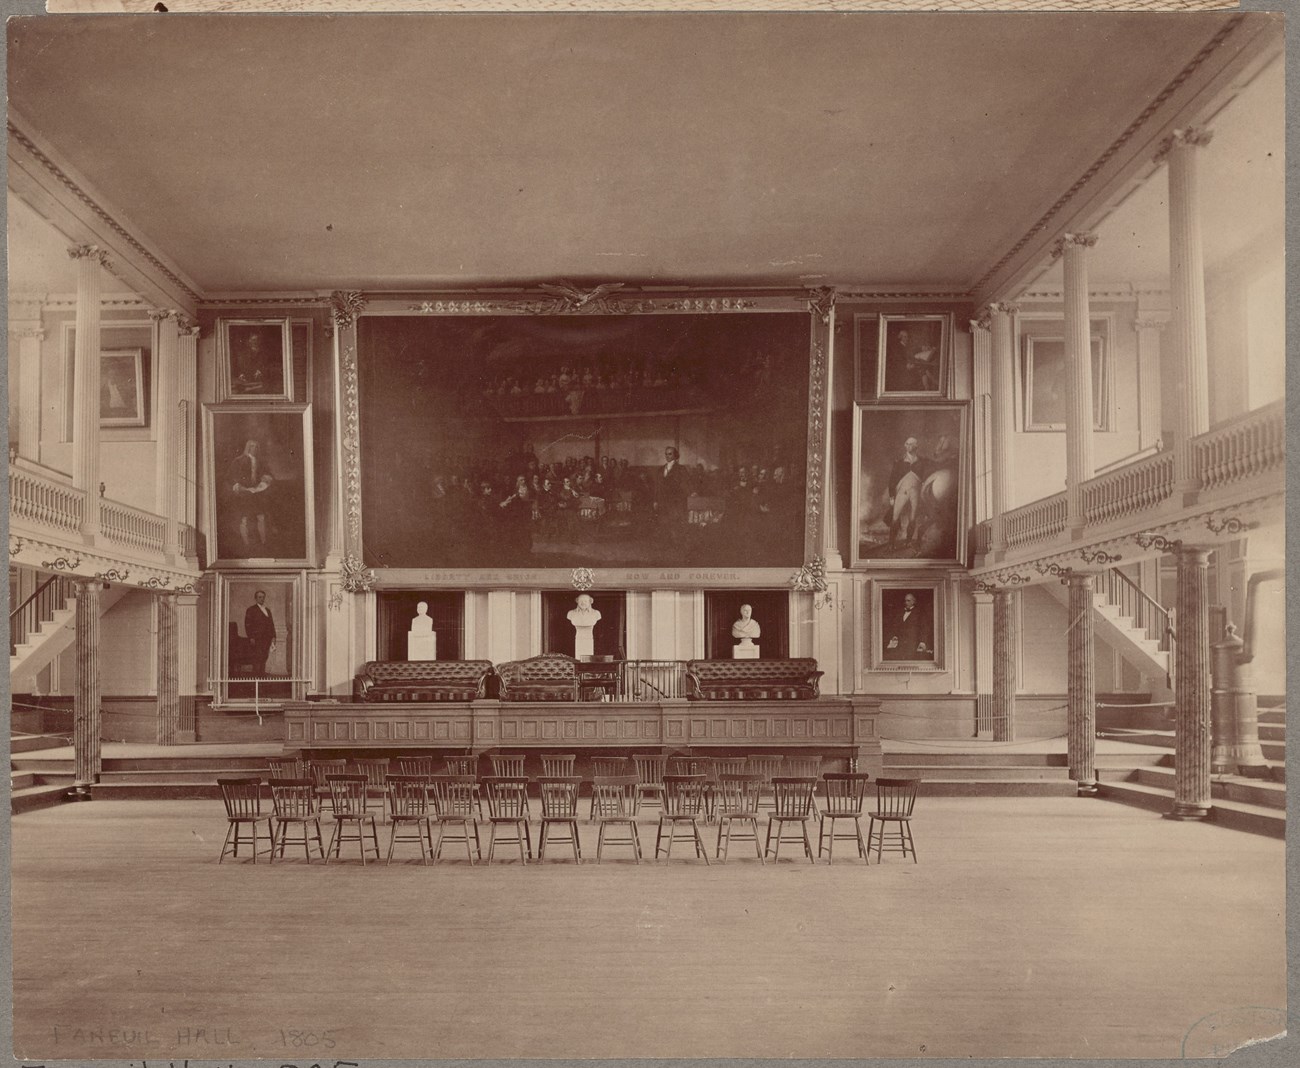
[576,659,620,702]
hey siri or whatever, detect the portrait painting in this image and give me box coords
[852,403,968,567]
[1021,319,1110,431]
[203,404,314,567]
[871,581,945,671]
[218,572,300,703]
[220,318,292,401]
[357,311,812,570]
[99,348,145,427]
[878,314,950,397]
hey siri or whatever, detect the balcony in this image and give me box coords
[9,459,201,586]
[974,401,1285,575]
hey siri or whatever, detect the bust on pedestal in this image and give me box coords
[567,593,602,661]
[407,601,437,661]
[731,603,760,659]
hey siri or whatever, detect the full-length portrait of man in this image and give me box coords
[243,588,277,677]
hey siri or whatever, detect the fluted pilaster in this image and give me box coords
[969,315,992,527]
[1133,314,1168,453]
[13,319,45,461]
[992,588,1018,742]
[1169,546,1212,819]
[70,245,110,536]
[152,311,182,555]
[1066,573,1097,792]
[177,324,200,535]
[1052,234,1097,533]
[156,591,180,745]
[1156,128,1213,490]
[987,302,1019,549]
[73,578,102,790]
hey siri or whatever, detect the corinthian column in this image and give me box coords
[151,311,182,556]
[73,577,103,792]
[70,245,110,537]
[992,587,1018,742]
[1155,128,1213,493]
[1168,546,1212,820]
[1066,573,1097,793]
[1052,233,1098,536]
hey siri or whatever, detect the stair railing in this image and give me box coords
[1101,567,1176,687]
[9,574,78,656]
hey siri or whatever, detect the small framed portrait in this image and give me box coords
[851,402,969,567]
[100,348,145,427]
[219,319,292,401]
[216,571,304,704]
[870,580,946,671]
[878,314,950,398]
[1020,316,1111,432]
[203,403,315,567]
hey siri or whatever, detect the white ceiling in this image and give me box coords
[6,11,1272,296]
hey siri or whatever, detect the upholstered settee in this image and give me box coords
[495,653,580,702]
[684,658,823,701]
[352,660,495,703]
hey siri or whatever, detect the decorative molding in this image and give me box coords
[327,584,345,612]
[1152,125,1215,165]
[137,576,171,589]
[838,290,970,300]
[13,325,46,340]
[970,311,991,333]
[9,534,198,589]
[410,299,506,315]
[570,567,595,592]
[790,556,833,610]
[1132,317,1171,332]
[10,537,25,557]
[803,336,828,553]
[1134,531,1182,553]
[1049,232,1099,260]
[1034,560,1073,578]
[336,316,364,556]
[970,14,1245,295]
[1204,514,1255,537]
[991,569,1031,587]
[175,582,197,595]
[67,244,111,268]
[329,290,368,330]
[41,556,82,571]
[662,296,757,312]
[340,553,376,594]
[1079,547,1123,566]
[806,286,836,326]
[93,568,130,583]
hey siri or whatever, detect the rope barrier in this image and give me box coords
[878,733,1070,748]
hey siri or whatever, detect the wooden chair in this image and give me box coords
[705,756,747,822]
[217,778,275,864]
[489,752,527,778]
[745,754,784,811]
[540,753,576,777]
[591,775,641,863]
[482,776,533,864]
[667,753,708,776]
[325,775,381,864]
[714,774,764,864]
[428,775,482,864]
[867,777,919,863]
[384,775,436,865]
[765,777,816,863]
[353,758,390,822]
[655,774,710,863]
[818,772,871,863]
[444,755,484,818]
[268,777,325,862]
[397,755,437,777]
[268,756,308,780]
[537,776,583,864]
[308,758,347,814]
[589,756,630,818]
[783,755,823,817]
[631,753,667,814]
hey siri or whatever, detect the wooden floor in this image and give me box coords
[11,796,1287,1060]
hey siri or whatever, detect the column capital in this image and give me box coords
[68,244,111,267]
[1132,315,1170,332]
[12,323,46,341]
[330,290,368,330]
[970,311,991,333]
[1153,126,1214,165]
[1050,232,1099,260]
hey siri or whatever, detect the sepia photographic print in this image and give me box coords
[4,4,1291,1068]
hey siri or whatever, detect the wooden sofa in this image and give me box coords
[495,653,580,702]
[684,658,823,701]
[352,659,495,703]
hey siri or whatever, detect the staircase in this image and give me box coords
[1042,567,1173,699]
[10,733,75,814]
[884,746,1166,796]
[1097,701,1286,838]
[9,578,129,694]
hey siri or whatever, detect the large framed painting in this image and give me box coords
[868,578,947,672]
[216,571,304,705]
[203,404,315,567]
[877,314,950,398]
[1019,315,1112,432]
[100,348,145,427]
[218,319,293,401]
[356,308,815,571]
[851,403,968,567]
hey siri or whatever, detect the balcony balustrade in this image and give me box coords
[9,463,84,535]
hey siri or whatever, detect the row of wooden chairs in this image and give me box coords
[218,774,918,867]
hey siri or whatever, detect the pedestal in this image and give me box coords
[574,627,594,660]
[732,641,759,660]
[407,632,437,661]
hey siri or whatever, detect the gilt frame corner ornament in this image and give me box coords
[570,567,596,591]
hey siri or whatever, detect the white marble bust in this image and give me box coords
[567,594,602,659]
[410,601,434,632]
[731,603,761,642]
